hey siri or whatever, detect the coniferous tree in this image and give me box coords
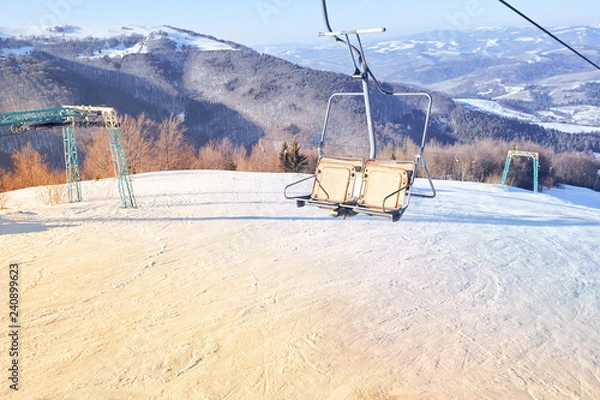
[279,141,289,171]
[279,138,307,173]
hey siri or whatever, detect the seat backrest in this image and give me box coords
[360,160,414,210]
[312,157,363,203]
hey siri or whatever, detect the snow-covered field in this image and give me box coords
[1,170,600,399]
[455,98,600,134]
[0,25,237,60]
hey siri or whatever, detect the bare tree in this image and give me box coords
[236,142,281,173]
[81,128,113,180]
[196,138,242,171]
[119,113,157,174]
[154,114,194,171]
[0,143,62,191]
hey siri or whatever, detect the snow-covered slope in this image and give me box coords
[1,171,600,399]
[264,25,600,134]
[0,24,237,58]
[455,98,600,134]
[263,25,600,79]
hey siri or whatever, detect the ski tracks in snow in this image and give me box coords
[1,172,600,399]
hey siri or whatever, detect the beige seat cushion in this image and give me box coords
[360,160,413,210]
[312,157,363,203]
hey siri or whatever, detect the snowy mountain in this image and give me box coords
[1,23,600,170]
[0,25,237,53]
[2,170,600,398]
[263,25,600,132]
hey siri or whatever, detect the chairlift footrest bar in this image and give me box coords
[294,196,406,222]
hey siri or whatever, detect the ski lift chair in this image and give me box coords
[284,77,436,223]
[284,0,436,221]
[290,155,363,216]
[357,159,414,220]
[309,156,363,205]
[285,143,429,222]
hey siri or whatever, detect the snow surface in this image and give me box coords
[0,46,33,57]
[456,98,600,134]
[1,170,600,399]
[82,41,149,59]
[0,25,236,54]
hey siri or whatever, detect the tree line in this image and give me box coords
[1,113,599,205]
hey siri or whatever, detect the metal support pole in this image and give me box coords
[501,155,512,186]
[320,13,383,161]
[62,124,82,203]
[362,77,376,159]
[502,150,539,193]
[1,106,137,208]
[354,33,377,160]
[533,157,539,194]
[103,109,137,209]
[594,170,600,191]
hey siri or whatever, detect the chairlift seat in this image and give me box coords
[311,156,363,204]
[357,160,414,217]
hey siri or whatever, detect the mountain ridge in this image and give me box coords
[1,24,599,169]
[263,25,600,132]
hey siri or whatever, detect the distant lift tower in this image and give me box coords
[501,150,540,193]
[0,106,137,208]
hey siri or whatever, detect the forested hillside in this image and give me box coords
[267,25,600,133]
[1,25,599,173]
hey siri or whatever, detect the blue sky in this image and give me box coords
[2,0,598,45]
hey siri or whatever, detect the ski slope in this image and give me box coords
[1,171,600,399]
[454,98,600,134]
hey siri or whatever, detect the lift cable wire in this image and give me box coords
[498,0,600,71]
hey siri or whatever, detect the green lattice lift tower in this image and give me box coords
[0,106,137,208]
[501,150,540,193]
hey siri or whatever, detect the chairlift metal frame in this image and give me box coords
[0,106,137,208]
[285,0,436,221]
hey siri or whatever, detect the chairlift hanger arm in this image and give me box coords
[498,0,600,71]
[320,0,371,72]
[320,0,347,46]
[319,28,386,37]
[320,0,394,97]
